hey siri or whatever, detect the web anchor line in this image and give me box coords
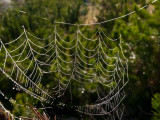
[54,0,157,26]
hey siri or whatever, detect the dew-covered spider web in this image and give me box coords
[0,24,127,119]
[0,0,157,119]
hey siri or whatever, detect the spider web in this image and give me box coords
[1,1,157,119]
[0,24,128,119]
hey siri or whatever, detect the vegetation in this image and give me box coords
[151,93,160,120]
[0,103,52,120]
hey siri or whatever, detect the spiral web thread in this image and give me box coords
[0,24,128,119]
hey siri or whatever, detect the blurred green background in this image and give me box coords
[0,0,160,120]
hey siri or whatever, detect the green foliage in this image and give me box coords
[151,93,160,120]
[12,93,38,117]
